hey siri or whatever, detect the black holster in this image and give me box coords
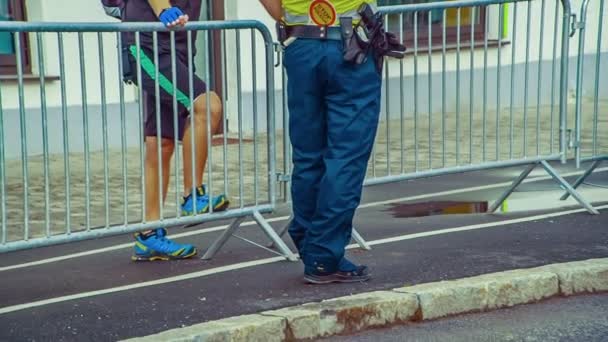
[341,4,406,72]
[341,17,370,65]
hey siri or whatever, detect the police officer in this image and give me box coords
[260,0,403,284]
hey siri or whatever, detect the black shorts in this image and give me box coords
[127,45,207,141]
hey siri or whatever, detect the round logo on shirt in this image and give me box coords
[309,0,337,27]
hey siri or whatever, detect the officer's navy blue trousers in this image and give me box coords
[283,38,382,274]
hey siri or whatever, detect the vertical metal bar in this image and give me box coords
[206,30,214,213]
[169,32,179,218]
[15,33,29,240]
[469,7,475,164]
[372,132,376,177]
[98,32,110,229]
[482,6,489,162]
[36,33,51,237]
[282,60,290,202]
[456,8,462,166]
[559,0,571,163]
[574,2,587,169]
[509,2,518,159]
[251,29,259,206]
[78,33,91,232]
[399,13,405,174]
[187,31,196,212]
[135,33,146,223]
[414,12,419,172]
[236,30,244,208]
[523,0,532,158]
[0,75,5,243]
[536,0,546,156]
[221,30,229,198]
[384,17,391,176]
[153,32,164,221]
[550,1,559,154]
[264,30,277,208]
[116,33,128,226]
[428,10,433,169]
[592,0,604,157]
[441,9,447,168]
[58,33,71,234]
[496,4,504,161]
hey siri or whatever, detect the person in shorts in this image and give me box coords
[102,0,229,261]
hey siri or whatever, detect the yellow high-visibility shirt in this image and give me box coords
[281,0,377,26]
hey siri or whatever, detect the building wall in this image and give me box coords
[2,0,137,110]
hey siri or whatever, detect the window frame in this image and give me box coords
[0,0,30,75]
[381,1,488,51]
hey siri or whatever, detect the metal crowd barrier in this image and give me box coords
[0,20,297,260]
[361,0,598,214]
[561,0,607,201]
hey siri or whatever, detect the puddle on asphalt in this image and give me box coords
[386,201,489,218]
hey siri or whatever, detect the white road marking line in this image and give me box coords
[1,167,605,272]
[0,257,285,315]
[1,204,606,315]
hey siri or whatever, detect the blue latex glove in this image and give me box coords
[158,7,184,27]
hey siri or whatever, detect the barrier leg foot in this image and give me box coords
[266,217,371,252]
[560,160,602,200]
[351,227,372,250]
[266,216,291,248]
[489,163,538,213]
[541,160,599,215]
[254,211,298,262]
[201,217,246,260]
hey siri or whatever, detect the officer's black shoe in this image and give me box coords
[304,265,371,285]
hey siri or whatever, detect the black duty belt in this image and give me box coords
[285,25,343,41]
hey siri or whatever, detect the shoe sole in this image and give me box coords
[303,274,372,285]
[131,249,197,262]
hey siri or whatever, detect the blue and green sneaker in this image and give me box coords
[132,228,197,261]
[181,185,230,216]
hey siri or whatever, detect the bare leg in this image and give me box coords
[182,91,223,195]
[144,137,175,224]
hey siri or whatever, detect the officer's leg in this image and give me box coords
[304,43,382,274]
[283,39,326,255]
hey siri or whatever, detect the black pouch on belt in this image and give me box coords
[341,17,370,65]
[276,20,289,45]
[121,46,134,84]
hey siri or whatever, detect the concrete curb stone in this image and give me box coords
[393,269,559,320]
[121,258,608,342]
[262,291,419,340]
[535,258,608,296]
[123,314,286,342]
